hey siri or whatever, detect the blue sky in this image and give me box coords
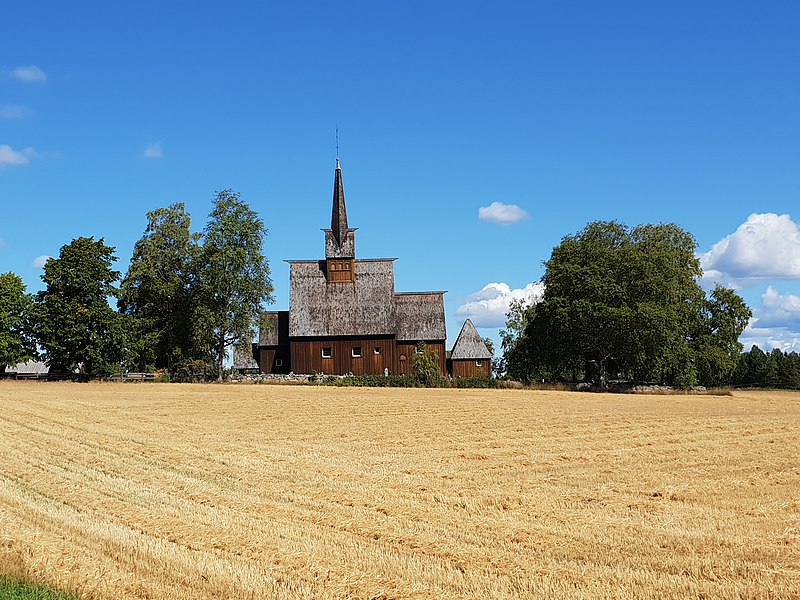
[3,1,800,353]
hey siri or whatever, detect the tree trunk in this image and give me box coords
[217,333,225,382]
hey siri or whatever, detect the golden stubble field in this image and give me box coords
[0,382,798,599]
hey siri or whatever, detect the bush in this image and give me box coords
[454,376,500,388]
[317,374,448,388]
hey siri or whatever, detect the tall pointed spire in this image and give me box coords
[331,157,348,245]
[324,157,356,261]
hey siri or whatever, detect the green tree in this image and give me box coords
[119,203,200,374]
[33,237,124,377]
[410,341,443,386]
[691,285,752,387]
[505,221,750,387]
[0,272,36,368]
[499,298,541,380]
[194,190,274,380]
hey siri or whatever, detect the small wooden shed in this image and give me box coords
[448,319,492,379]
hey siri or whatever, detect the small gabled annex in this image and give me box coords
[447,318,492,379]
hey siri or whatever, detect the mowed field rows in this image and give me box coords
[0,382,798,599]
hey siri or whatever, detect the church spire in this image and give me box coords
[324,157,356,262]
[331,157,348,246]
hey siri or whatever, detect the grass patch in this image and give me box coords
[0,575,79,600]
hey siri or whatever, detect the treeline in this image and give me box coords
[732,346,800,389]
[0,190,273,381]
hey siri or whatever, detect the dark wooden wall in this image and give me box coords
[259,345,291,374]
[291,337,395,375]
[394,341,447,376]
[286,338,448,376]
[451,358,491,379]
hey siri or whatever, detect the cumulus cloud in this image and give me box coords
[9,65,47,83]
[749,287,800,330]
[143,143,163,159]
[0,105,32,119]
[739,287,800,352]
[0,145,37,166]
[699,213,800,288]
[456,281,545,328]
[32,255,52,269]
[740,326,800,353]
[478,202,529,225]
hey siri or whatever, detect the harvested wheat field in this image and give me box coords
[0,382,798,599]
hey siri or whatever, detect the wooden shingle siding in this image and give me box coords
[288,260,398,337]
[450,319,491,360]
[395,293,447,341]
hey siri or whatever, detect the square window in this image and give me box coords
[275,358,283,367]
[352,347,362,357]
[475,360,483,367]
[374,347,381,355]
[322,347,332,358]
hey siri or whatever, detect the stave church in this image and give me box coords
[236,159,491,377]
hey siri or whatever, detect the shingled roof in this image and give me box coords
[450,319,492,360]
[288,259,398,337]
[324,158,357,259]
[259,311,289,346]
[395,292,447,341]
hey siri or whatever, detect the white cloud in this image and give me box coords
[9,65,47,83]
[456,281,545,328]
[740,326,800,353]
[478,202,529,225]
[32,255,52,269]
[749,287,800,330]
[0,144,36,166]
[144,143,163,159]
[0,105,32,119]
[699,213,800,288]
[740,287,800,352]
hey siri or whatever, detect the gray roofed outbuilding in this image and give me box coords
[450,319,492,360]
